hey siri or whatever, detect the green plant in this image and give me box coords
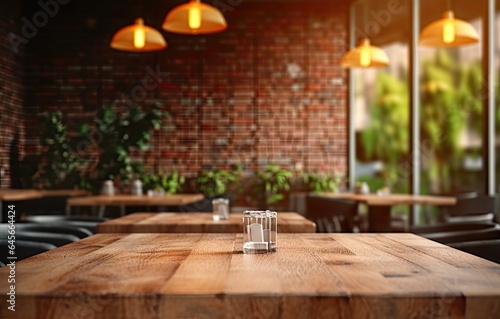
[78,102,169,189]
[36,112,80,189]
[141,171,185,194]
[196,165,241,198]
[302,172,339,193]
[255,164,293,205]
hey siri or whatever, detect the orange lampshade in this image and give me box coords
[110,18,167,52]
[162,0,227,35]
[340,38,389,68]
[420,11,479,48]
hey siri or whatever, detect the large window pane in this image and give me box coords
[419,0,484,198]
[496,2,500,202]
[354,43,409,197]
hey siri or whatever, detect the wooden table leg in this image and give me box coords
[367,205,392,232]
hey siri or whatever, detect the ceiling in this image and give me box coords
[352,0,500,45]
[20,0,498,46]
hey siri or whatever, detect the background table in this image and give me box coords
[1,233,499,319]
[0,189,88,222]
[316,193,457,232]
[67,194,205,217]
[96,212,316,233]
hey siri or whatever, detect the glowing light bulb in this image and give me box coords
[443,19,455,43]
[359,39,371,67]
[134,19,146,49]
[188,1,201,30]
[442,11,455,44]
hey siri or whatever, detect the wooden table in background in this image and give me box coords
[39,189,89,197]
[96,212,316,233]
[1,233,499,319]
[316,193,457,232]
[67,194,205,217]
[0,189,89,222]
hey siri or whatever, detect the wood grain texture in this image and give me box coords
[317,192,457,206]
[67,194,204,207]
[96,212,316,233]
[1,233,499,319]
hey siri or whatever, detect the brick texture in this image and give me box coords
[21,0,348,181]
[0,0,25,189]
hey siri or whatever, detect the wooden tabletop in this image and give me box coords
[0,189,88,201]
[38,189,89,197]
[67,194,205,206]
[316,192,457,206]
[2,233,499,319]
[0,189,42,201]
[96,212,316,233]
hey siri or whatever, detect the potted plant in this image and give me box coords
[141,171,185,195]
[195,165,241,199]
[35,112,80,189]
[77,102,170,193]
[255,164,293,208]
[301,172,339,193]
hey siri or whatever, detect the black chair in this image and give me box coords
[178,198,213,213]
[411,222,498,235]
[424,190,480,224]
[441,195,498,224]
[418,227,500,245]
[0,229,80,247]
[24,215,109,233]
[0,239,56,264]
[0,223,92,239]
[306,195,359,232]
[449,239,500,264]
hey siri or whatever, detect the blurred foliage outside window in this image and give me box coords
[357,49,499,197]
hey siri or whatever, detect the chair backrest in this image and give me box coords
[25,215,109,233]
[450,239,500,264]
[0,239,56,264]
[306,195,359,233]
[25,215,109,223]
[447,195,497,216]
[421,227,500,245]
[411,222,497,235]
[0,229,79,247]
[178,198,213,212]
[443,195,498,224]
[0,223,92,239]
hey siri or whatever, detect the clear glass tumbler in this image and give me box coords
[242,210,277,254]
[212,198,229,221]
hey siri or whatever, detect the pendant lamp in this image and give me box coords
[419,10,479,47]
[162,0,227,35]
[110,18,167,52]
[340,38,389,68]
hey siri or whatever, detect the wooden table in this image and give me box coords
[96,212,316,233]
[67,194,205,217]
[1,233,499,319]
[316,193,457,232]
[0,189,89,222]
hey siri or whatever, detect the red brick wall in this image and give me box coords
[23,0,348,178]
[0,0,25,189]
